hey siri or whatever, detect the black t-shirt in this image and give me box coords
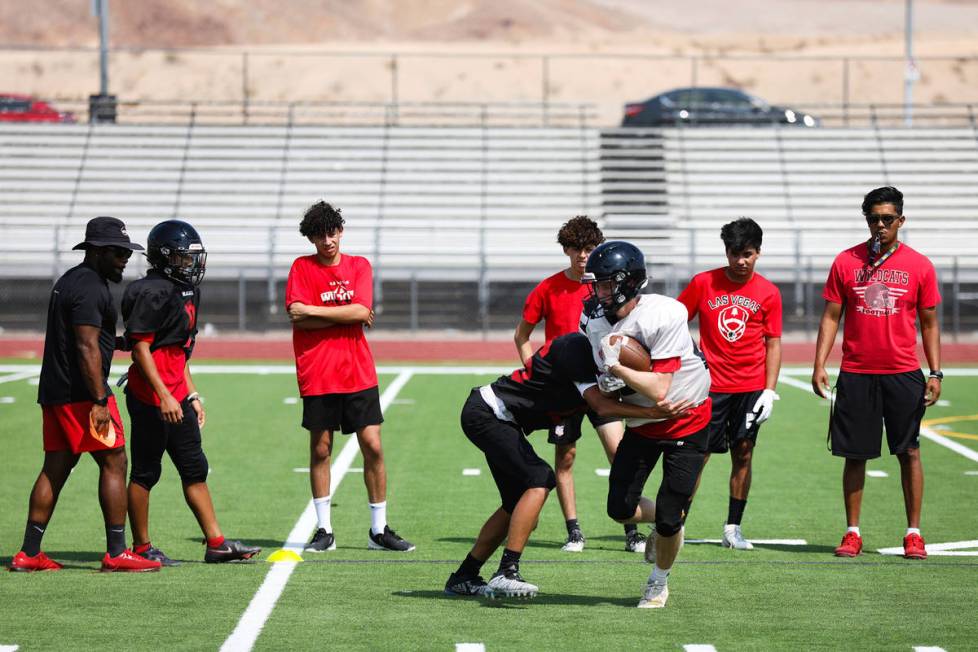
[490,333,599,433]
[121,270,199,356]
[37,263,117,405]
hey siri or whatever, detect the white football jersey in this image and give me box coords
[583,294,711,427]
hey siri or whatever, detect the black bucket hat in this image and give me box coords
[72,216,145,251]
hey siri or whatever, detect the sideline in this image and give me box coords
[219,371,414,652]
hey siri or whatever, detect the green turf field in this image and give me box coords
[1,363,977,651]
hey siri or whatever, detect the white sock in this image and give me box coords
[650,564,670,584]
[847,526,861,536]
[906,527,921,536]
[313,496,332,532]
[369,501,387,535]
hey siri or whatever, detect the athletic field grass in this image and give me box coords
[1,363,977,651]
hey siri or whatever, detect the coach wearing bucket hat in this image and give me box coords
[9,216,160,573]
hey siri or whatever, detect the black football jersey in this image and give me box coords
[489,332,599,433]
[121,270,199,357]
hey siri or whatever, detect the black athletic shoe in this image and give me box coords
[367,526,415,552]
[204,539,261,563]
[136,545,180,567]
[305,528,336,552]
[444,572,490,597]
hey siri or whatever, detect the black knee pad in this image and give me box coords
[174,449,209,485]
[130,464,162,491]
[607,487,639,522]
[654,488,687,537]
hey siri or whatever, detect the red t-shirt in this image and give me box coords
[286,254,378,397]
[823,242,940,374]
[522,270,589,343]
[678,269,782,393]
[127,334,190,406]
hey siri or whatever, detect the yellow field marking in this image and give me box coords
[921,414,978,441]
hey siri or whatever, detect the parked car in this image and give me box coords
[622,87,818,127]
[0,94,76,123]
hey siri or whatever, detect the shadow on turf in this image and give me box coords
[393,589,635,608]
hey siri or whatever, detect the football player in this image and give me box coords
[513,215,645,553]
[580,241,712,609]
[122,220,260,564]
[677,217,783,550]
[445,333,691,600]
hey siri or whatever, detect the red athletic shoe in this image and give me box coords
[903,533,927,560]
[9,551,63,572]
[834,531,863,557]
[100,549,162,573]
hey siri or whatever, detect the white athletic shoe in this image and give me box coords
[722,523,754,550]
[561,529,585,553]
[486,571,539,599]
[637,580,669,609]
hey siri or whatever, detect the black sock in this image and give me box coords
[106,524,127,557]
[727,497,748,526]
[623,523,638,535]
[498,548,522,575]
[565,518,580,535]
[457,553,485,578]
[22,520,47,556]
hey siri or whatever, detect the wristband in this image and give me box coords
[93,395,109,407]
[187,392,201,403]
[928,370,943,381]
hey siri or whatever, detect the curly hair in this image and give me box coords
[299,201,345,238]
[557,215,605,250]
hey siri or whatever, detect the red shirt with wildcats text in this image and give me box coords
[522,271,589,343]
[286,254,378,396]
[823,242,940,374]
[678,268,782,393]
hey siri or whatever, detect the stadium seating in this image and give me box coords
[2,122,977,289]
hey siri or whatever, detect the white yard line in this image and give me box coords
[683,645,717,652]
[777,374,978,464]
[456,645,486,652]
[219,370,414,652]
[0,370,39,385]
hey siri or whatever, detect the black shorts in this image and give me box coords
[127,394,209,488]
[607,427,708,535]
[830,370,926,460]
[302,386,384,434]
[460,389,556,514]
[546,410,619,446]
[707,390,765,453]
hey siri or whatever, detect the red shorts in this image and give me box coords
[42,397,126,454]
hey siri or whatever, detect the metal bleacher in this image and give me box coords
[0,122,602,283]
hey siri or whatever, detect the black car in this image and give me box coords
[622,87,818,128]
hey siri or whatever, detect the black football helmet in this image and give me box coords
[582,241,648,319]
[146,220,207,287]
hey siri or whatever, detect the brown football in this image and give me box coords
[608,334,652,371]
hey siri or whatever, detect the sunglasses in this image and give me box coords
[865,214,900,226]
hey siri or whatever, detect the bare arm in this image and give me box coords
[73,323,110,434]
[919,305,942,406]
[288,302,373,330]
[583,386,692,420]
[514,319,537,366]
[811,301,843,397]
[132,340,183,424]
[765,336,782,391]
[608,364,673,404]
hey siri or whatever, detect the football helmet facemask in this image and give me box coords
[146,219,207,287]
[581,241,648,320]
